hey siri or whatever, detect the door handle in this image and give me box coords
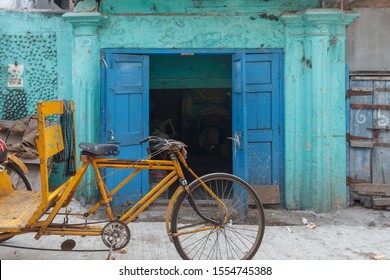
[107,130,121,144]
[227,132,243,156]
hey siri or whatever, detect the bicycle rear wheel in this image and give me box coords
[6,161,32,191]
[170,173,265,260]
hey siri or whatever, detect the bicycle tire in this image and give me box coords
[170,173,265,260]
[6,161,32,191]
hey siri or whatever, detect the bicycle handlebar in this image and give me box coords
[139,136,187,152]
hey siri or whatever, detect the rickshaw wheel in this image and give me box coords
[101,221,130,250]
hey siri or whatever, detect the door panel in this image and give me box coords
[103,54,149,209]
[232,52,248,181]
[232,52,282,204]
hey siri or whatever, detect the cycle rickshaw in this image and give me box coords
[0,100,265,260]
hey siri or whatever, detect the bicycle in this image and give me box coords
[0,100,265,260]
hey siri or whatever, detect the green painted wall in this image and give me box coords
[99,0,321,49]
[281,10,357,211]
[101,0,321,14]
[66,1,358,212]
[0,1,358,212]
[0,11,72,120]
[150,55,231,89]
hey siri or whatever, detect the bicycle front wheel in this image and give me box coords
[6,161,32,191]
[170,173,265,260]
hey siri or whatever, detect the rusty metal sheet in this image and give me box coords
[347,89,372,98]
[350,104,390,110]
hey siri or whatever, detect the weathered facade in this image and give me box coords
[345,3,390,209]
[0,0,361,212]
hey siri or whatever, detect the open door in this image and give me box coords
[232,52,248,181]
[103,54,149,209]
[232,52,282,204]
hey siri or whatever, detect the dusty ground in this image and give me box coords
[264,205,390,228]
[1,200,389,260]
[137,200,390,228]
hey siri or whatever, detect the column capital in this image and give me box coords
[281,9,358,31]
[63,12,106,35]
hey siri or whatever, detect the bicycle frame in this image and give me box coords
[78,147,229,238]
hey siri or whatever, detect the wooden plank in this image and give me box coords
[350,104,390,110]
[0,190,42,231]
[252,185,280,204]
[351,76,390,81]
[372,197,390,206]
[350,140,373,148]
[352,184,390,196]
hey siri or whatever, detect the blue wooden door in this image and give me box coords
[103,54,149,209]
[232,52,248,181]
[348,77,390,208]
[232,52,282,201]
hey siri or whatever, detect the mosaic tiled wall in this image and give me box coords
[0,32,58,120]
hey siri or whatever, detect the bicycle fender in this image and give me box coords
[0,168,13,195]
[8,153,29,174]
[166,187,185,235]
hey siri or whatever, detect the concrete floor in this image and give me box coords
[1,203,390,260]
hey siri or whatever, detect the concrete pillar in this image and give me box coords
[63,12,105,203]
[281,10,357,212]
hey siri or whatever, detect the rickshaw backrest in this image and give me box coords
[36,100,76,201]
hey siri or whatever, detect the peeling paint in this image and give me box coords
[301,55,312,69]
[258,13,279,21]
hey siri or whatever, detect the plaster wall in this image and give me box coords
[346,8,390,72]
[99,0,320,49]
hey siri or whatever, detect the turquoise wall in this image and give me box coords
[99,0,321,49]
[281,10,357,211]
[66,1,357,212]
[0,11,72,120]
[0,1,358,212]
[101,0,320,14]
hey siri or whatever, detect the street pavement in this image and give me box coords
[1,203,390,260]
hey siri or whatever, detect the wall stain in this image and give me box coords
[259,13,279,21]
[301,55,312,69]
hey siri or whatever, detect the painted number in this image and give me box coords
[356,108,366,124]
[377,109,389,127]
